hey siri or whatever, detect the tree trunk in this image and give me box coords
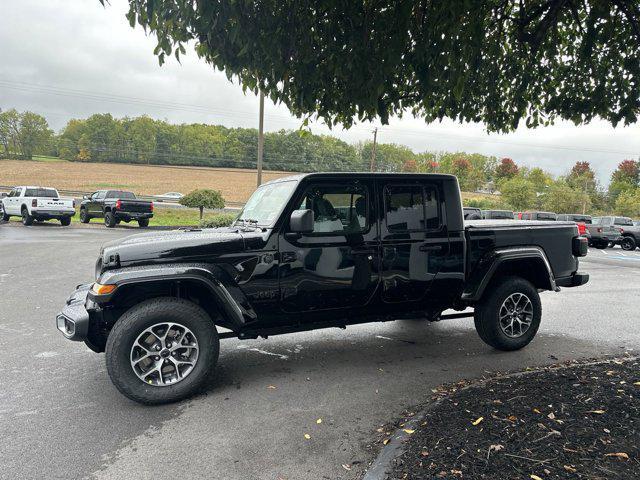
[199,206,204,220]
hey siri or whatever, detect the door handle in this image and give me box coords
[351,247,377,255]
[419,244,443,252]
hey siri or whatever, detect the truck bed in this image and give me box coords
[464,220,580,280]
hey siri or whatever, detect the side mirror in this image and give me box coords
[289,209,314,233]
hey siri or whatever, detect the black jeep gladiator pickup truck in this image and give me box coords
[56,173,589,404]
[79,190,153,228]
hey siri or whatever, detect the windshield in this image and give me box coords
[236,180,297,226]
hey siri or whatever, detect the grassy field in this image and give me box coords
[0,159,292,204]
[1,158,498,227]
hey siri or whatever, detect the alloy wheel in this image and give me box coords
[499,293,534,338]
[130,322,199,386]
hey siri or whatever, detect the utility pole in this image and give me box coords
[257,90,265,187]
[370,127,378,172]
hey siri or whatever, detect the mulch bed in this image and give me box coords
[379,357,639,479]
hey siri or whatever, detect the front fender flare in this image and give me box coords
[93,263,256,331]
[462,247,557,302]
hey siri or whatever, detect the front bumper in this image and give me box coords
[556,272,589,288]
[56,283,92,341]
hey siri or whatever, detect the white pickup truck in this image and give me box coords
[1,186,76,226]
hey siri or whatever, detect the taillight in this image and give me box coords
[115,199,122,209]
[150,202,154,212]
[32,199,37,207]
[577,222,586,235]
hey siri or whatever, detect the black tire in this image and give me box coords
[594,242,607,249]
[60,216,71,226]
[21,208,34,226]
[138,218,149,228]
[1,212,9,222]
[474,276,542,351]
[79,208,90,223]
[105,297,219,405]
[620,236,636,251]
[104,211,117,228]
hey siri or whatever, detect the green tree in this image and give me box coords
[500,177,537,211]
[542,181,590,214]
[180,189,225,220]
[0,108,21,157]
[118,1,640,132]
[614,189,640,218]
[525,167,552,194]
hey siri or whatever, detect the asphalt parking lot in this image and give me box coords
[1,224,639,480]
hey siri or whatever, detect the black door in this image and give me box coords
[88,191,106,216]
[278,179,380,314]
[379,181,449,303]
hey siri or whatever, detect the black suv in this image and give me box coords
[57,173,589,404]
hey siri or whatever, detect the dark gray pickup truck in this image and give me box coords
[57,173,589,404]
[79,190,153,228]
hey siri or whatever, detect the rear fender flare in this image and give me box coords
[462,247,557,302]
[95,264,256,331]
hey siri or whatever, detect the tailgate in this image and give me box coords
[37,198,74,209]
[119,200,152,213]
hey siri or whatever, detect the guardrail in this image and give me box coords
[0,185,245,208]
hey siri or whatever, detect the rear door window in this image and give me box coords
[384,184,439,232]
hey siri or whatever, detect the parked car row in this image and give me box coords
[1,186,154,228]
[462,206,640,251]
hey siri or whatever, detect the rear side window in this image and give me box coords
[106,191,136,199]
[25,188,58,197]
[385,185,439,232]
[615,217,633,226]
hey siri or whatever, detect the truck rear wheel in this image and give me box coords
[21,207,34,226]
[104,211,117,228]
[105,298,219,405]
[474,276,541,351]
[138,218,149,228]
[620,237,636,251]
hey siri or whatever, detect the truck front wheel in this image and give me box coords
[105,298,220,405]
[60,216,71,226]
[474,276,541,351]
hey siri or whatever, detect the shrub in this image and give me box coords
[199,213,236,228]
[179,189,225,219]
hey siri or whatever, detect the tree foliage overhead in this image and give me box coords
[117,0,640,132]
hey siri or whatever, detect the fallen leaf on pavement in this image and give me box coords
[304,433,311,440]
[472,417,484,426]
[316,418,322,424]
[564,465,577,473]
[530,475,543,480]
[267,385,277,389]
[341,464,351,471]
[604,452,629,460]
[586,410,606,414]
[383,438,390,445]
[403,429,415,434]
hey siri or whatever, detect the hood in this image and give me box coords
[100,227,247,268]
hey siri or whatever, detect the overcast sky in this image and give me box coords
[1,0,638,184]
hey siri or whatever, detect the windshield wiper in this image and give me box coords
[235,218,259,228]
